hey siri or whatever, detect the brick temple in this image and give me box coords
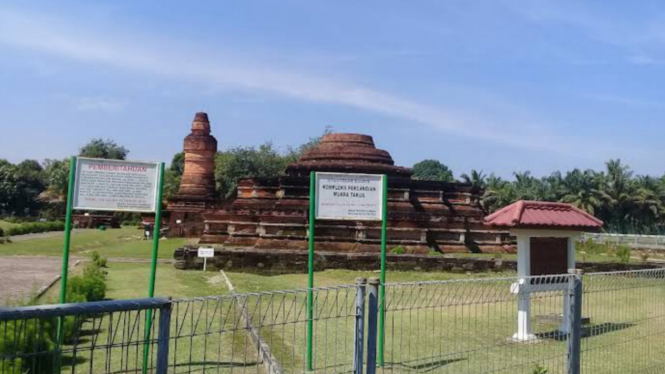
[167,112,513,254]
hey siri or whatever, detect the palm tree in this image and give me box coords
[483,174,515,213]
[460,170,487,190]
[599,159,636,232]
[632,175,664,233]
[560,169,602,215]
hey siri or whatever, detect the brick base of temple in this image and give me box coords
[173,246,658,275]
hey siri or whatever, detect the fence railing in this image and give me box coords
[2,268,665,374]
[581,232,665,249]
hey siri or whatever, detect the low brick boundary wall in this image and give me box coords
[173,246,660,274]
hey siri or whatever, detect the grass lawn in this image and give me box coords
[226,269,515,293]
[0,226,188,259]
[25,262,665,374]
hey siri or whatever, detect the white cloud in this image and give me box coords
[55,94,128,113]
[0,6,629,160]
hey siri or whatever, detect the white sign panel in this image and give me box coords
[198,247,215,258]
[315,172,384,221]
[73,157,160,213]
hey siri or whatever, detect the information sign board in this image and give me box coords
[72,157,160,212]
[198,247,215,258]
[315,172,384,220]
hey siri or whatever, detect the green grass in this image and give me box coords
[0,226,187,258]
[227,269,514,293]
[28,263,665,374]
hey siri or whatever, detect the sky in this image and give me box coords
[1,0,665,179]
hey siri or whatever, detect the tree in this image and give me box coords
[79,139,129,160]
[213,127,333,199]
[0,159,46,216]
[169,152,185,175]
[460,170,487,190]
[0,161,19,214]
[215,143,293,199]
[483,174,514,213]
[163,152,185,199]
[412,159,454,182]
[559,169,602,215]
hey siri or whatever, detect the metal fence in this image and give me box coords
[2,268,665,374]
[581,232,665,249]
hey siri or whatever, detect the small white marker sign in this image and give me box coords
[315,172,384,221]
[198,247,215,258]
[73,157,160,213]
[198,247,214,271]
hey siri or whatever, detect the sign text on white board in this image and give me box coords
[73,158,160,213]
[315,172,384,221]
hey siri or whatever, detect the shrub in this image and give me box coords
[533,364,549,374]
[615,245,631,263]
[91,251,108,268]
[577,239,608,255]
[5,221,65,236]
[68,264,107,302]
[0,227,4,237]
[428,249,442,256]
[391,246,404,255]
[0,309,59,374]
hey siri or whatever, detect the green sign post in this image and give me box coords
[307,171,388,370]
[56,157,164,374]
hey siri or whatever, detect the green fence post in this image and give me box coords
[143,162,165,374]
[307,171,316,371]
[56,156,77,373]
[378,174,388,366]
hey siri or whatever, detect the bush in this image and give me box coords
[91,251,108,268]
[615,245,631,263]
[0,227,4,237]
[0,309,59,374]
[533,364,549,374]
[390,246,404,255]
[68,264,107,302]
[577,239,608,255]
[428,249,442,256]
[5,221,65,236]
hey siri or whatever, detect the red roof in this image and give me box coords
[484,200,603,231]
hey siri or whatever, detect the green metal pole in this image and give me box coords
[143,162,165,374]
[307,171,316,371]
[56,156,77,373]
[147,162,165,298]
[378,174,388,366]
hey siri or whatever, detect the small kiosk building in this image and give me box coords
[485,201,603,341]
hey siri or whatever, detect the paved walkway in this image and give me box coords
[0,256,79,306]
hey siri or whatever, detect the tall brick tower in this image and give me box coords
[166,112,218,237]
[177,112,217,198]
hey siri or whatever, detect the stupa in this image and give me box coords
[166,112,218,236]
[197,133,512,253]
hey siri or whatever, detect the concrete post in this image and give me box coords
[514,234,535,341]
[366,278,380,374]
[560,237,577,334]
[353,278,367,374]
[567,273,583,374]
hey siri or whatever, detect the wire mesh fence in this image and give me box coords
[581,268,665,373]
[0,298,171,374]
[380,275,577,374]
[1,269,665,374]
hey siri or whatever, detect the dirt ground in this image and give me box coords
[0,256,78,306]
